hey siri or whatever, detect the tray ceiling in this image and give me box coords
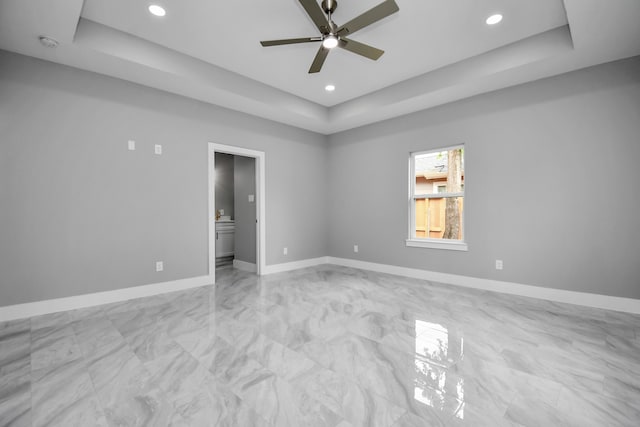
[1,0,639,134]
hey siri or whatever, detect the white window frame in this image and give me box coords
[406,145,468,251]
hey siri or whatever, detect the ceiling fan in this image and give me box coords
[260,0,399,73]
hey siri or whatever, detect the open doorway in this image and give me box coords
[208,143,265,283]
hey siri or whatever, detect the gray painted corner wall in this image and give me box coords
[234,156,257,264]
[214,153,234,219]
[1,47,639,307]
[327,56,640,300]
[0,50,327,306]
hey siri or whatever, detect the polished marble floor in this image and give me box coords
[1,265,639,426]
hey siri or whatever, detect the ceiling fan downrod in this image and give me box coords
[321,0,338,48]
[322,0,337,37]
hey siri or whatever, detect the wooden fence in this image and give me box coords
[415,197,464,240]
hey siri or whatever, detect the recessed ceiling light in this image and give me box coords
[486,14,503,25]
[148,5,166,17]
[325,84,336,92]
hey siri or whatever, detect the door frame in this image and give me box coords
[208,142,266,283]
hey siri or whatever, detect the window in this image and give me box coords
[407,145,467,251]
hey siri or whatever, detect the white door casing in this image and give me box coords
[208,143,266,283]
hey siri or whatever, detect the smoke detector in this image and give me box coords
[38,36,59,48]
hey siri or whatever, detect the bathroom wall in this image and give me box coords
[234,156,257,264]
[214,153,234,219]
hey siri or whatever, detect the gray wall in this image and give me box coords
[0,50,328,306]
[2,48,638,306]
[234,156,257,264]
[328,56,640,299]
[214,153,234,219]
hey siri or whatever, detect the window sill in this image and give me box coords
[405,239,468,251]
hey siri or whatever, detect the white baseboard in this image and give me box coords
[0,275,215,322]
[263,256,329,275]
[3,257,638,321]
[233,259,257,273]
[327,257,640,314]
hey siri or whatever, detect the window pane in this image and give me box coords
[415,149,464,195]
[414,197,464,240]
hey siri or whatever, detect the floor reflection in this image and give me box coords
[414,320,465,419]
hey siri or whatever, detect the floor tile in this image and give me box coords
[0,372,31,427]
[31,359,106,427]
[30,325,82,375]
[3,265,640,426]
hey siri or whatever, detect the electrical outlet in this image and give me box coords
[248,194,255,202]
[354,245,359,253]
[128,140,136,150]
[495,260,503,270]
[154,144,162,155]
[219,209,224,215]
[283,247,288,255]
[156,261,164,272]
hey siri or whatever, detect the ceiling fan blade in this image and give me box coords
[309,46,330,73]
[260,37,322,47]
[299,0,331,34]
[336,0,399,36]
[338,38,384,60]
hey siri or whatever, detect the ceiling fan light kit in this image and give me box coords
[260,0,399,73]
[322,34,339,49]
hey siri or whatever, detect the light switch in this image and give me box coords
[128,140,135,150]
[155,144,162,155]
[248,194,255,202]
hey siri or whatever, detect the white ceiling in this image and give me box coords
[1,0,639,134]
